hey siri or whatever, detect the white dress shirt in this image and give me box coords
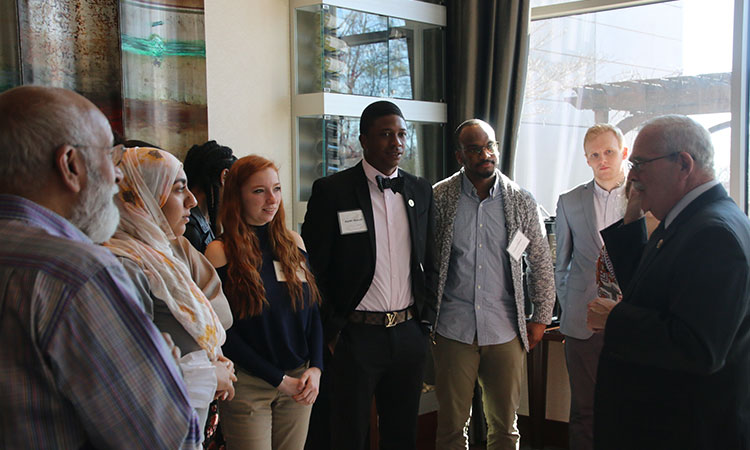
[593,180,626,244]
[356,159,414,312]
[664,180,720,229]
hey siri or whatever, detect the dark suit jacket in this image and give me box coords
[595,184,750,449]
[301,162,439,343]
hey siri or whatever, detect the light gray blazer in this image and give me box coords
[555,180,603,339]
[432,169,555,352]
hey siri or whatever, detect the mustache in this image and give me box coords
[632,181,646,191]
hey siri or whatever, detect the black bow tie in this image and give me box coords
[375,175,404,194]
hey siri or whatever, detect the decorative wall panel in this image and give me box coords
[16,0,123,132]
[120,0,208,157]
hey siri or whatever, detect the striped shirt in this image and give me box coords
[0,195,200,449]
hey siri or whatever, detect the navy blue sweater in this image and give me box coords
[218,225,323,387]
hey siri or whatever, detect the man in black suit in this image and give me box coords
[587,115,750,449]
[302,101,438,450]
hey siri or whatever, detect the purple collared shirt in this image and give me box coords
[0,194,200,449]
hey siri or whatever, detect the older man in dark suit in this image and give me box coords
[587,115,750,449]
[302,101,438,450]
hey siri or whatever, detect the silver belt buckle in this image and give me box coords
[385,312,397,327]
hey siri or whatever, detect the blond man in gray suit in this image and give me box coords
[555,123,628,450]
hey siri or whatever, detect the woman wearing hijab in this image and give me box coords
[105,147,236,442]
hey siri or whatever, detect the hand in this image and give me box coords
[217,354,235,375]
[277,375,303,397]
[526,322,546,350]
[623,184,644,224]
[587,297,618,332]
[213,356,237,401]
[214,388,234,401]
[161,332,181,364]
[293,367,322,405]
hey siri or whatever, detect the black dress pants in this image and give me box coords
[331,319,428,450]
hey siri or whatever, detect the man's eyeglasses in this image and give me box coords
[462,141,498,155]
[74,144,126,167]
[110,144,126,167]
[628,152,680,172]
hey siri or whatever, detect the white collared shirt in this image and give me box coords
[664,180,721,229]
[356,159,413,312]
[593,180,627,244]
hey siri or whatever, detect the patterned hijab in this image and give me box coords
[105,147,225,359]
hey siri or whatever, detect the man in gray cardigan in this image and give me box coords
[432,119,555,450]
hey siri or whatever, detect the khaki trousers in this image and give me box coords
[220,364,312,450]
[434,334,525,450]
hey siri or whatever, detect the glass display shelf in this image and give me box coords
[297,114,444,201]
[295,4,444,102]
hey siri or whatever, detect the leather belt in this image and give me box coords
[348,306,415,328]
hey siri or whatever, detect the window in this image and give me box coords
[514,0,739,214]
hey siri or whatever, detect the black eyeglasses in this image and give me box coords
[629,152,680,172]
[74,144,126,167]
[462,141,498,155]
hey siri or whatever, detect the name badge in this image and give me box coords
[274,261,307,282]
[507,230,530,262]
[337,209,368,235]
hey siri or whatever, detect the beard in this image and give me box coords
[70,164,120,244]
[473,160,496,178]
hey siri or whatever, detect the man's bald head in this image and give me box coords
[0,86,112,195]
[0,86,122,242]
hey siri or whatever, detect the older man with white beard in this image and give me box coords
[0,85,201,449]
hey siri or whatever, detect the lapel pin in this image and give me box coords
[408,199,415,207]
[656,239,664,249]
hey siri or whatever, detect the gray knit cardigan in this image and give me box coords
[432,169,556,351]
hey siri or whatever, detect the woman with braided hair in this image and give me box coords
[184,141,237,253]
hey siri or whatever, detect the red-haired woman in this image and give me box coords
[205,155,323,450]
